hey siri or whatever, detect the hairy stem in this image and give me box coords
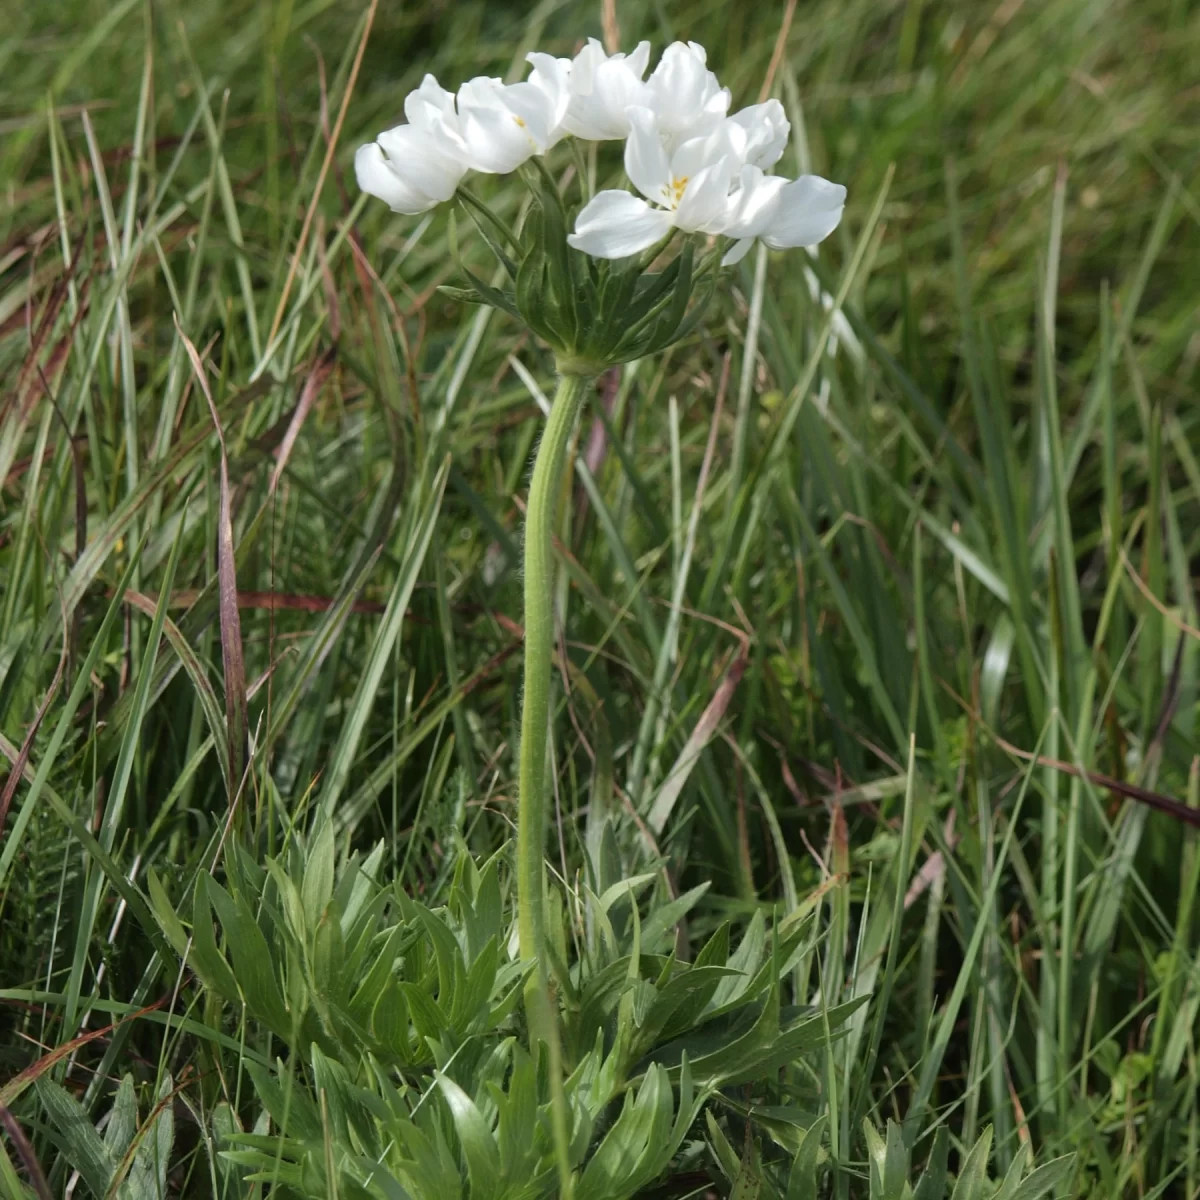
[517,368,589,1196]
[517,369,588,966]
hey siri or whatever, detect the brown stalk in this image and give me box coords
[175,318,249,803]
[269,345,337,495]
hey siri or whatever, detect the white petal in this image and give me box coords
[627,41,652,77]
[624,107,671,204]
[404,74,457,132]
[647,43,703,121]
[761,175,847,249]
[722,165,786,237]
[569,39,603,92]
[526,51,572,141]
[695,86,733,136]
[648,41,729,150]
[401,76,469,166]
[504,80,557,147]
[567,190,674,259]
[673,157,735,233]
[564,42,652,140]
[670,121,743,184]
[355,142,436,214]
[458,75,502,103]
[593,62,652,133]
[729,99,790,169]
[374,124,464,202]
[459,107,539,172]
[562,101,617,141]
[456,77,544,172]
[721,237,755,266]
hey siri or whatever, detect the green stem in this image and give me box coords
[455,185,520,254]
[517,369,590,1198]
[518,369,589,967]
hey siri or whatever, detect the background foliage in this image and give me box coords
[1,0,1198,1195]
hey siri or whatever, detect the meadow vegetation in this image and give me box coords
[1,0,1198,1195]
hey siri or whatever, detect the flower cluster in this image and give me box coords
[356,39,845,266]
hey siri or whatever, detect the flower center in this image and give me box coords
[669,175,689,207]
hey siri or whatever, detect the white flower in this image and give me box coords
[354,63,571,213]
[561,39,652,140]
[456,74,564,174]
[567,106,738,258]
[357,39,847,279]
[720,165,846,265]
[356,77,468,215]
[645,41,731,152]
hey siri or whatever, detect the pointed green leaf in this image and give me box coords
[104,1074,138,1160]
[146,870,189,960]
[190,875,241,1001]
[302,819,336,931]
[912,1127,950,1200]
[787,1115,827,1200]
[34,1077,114,1198]
[206,879,291,1035]
[1004,1155,1076,1200]
[949,1126,993,1200]
[437,1074,499,1199]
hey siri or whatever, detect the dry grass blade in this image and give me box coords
[119,588,384,614]
[1120,547,1200,641]
[106,1082,182,1195]
[270,345,336,494]
[175,316,249,800]
[0,629,67,845]
[0,1002,163,1108]
[0,263,82,486]
[0,1105,53,1200]
[347,234,424,428]
[601,0,621,53]
[946,681,1200,829]
[647,641,750,837]
[2,246,73,425]
[759,0,799,101]
[629,354,730,809]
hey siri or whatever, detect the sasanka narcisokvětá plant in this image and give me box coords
[359,38,854,1197]
[359,36,849,1175]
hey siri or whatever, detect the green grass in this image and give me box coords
[1,0,1198,1195]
